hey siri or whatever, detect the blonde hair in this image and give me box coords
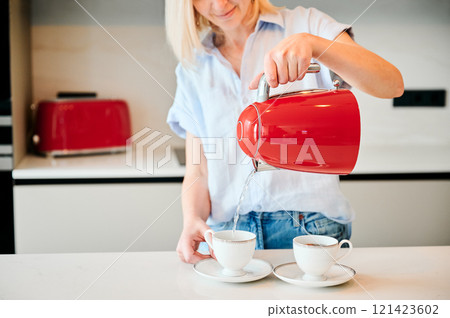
[165,0,279,67]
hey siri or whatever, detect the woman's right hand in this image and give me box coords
[177,131,213,264]
[176,217,213,264]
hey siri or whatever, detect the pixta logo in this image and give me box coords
[126,128,172,174]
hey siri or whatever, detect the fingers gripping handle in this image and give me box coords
[256,63,321,102]
[203,229,215,250]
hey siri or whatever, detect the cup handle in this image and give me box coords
[203,229,215,251]
[335,239,353,263]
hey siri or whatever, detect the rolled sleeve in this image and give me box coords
[306,7,354,90]
[307,7,353,41]
[166,64,204,139]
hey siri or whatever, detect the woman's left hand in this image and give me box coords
[249,33,314,90]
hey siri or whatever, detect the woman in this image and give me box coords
[165,0,403,263]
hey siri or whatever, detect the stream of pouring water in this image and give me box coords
[232,169,256,234]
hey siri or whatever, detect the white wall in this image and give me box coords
[280,0,450,147]
[31,0,179,145]
[31,0,450,149]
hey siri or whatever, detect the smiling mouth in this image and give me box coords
[216,6,236,19]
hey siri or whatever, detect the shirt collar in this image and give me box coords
[201,31,216,54]
[256,10,285,30]
[201,10,285,55]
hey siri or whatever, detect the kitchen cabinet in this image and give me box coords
[12,150,186,254]
[13,177,450,253]
[340,179,450,247]
[1,0,13,254]
[1,0,32,254]
[12,144,450,254]
[14,182,183,253]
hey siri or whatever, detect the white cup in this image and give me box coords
[204,229,256,277]
[293,235,353,281]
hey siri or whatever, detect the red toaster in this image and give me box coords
[33,98,132,156]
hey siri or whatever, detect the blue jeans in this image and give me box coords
[199,211,351,252]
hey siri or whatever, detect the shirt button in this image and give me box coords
[255,204,262,210]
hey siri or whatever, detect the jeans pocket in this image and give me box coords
[309,216,347,239]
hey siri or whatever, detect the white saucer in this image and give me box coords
[273,262,356,287]
[194,258,272,283]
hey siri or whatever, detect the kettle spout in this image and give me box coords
[252,159,280,172]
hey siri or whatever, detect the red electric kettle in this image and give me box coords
[237,63,360,175]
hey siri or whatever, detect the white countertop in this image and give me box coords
[12,149,186,179]
[12,144,450,179]
[0,246,448,299]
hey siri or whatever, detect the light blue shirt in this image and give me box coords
[167,6,355,225]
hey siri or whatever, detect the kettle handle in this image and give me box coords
[256,63,320,102]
